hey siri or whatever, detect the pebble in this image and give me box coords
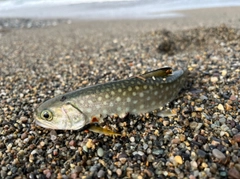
[97,147,104,157]
[147,154,154,162]
[232,133,240,143]
[210,76,218,83]
[116,169,122,177]
[197,149,207,158]
[217,104,225,113]
[129,136,135,143]
[228,167,240,179]
[212,149,226,160]
[97,170,105,178]
[152,149,163,155]
[174,155,183,165]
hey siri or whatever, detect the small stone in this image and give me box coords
[210,76,218,83]
[217,104,225,113]
[228,167,240,179]
[69,140,75,147]
[221,69,227,76]
[163,120,170,126]
[212,149,226,160]
[147,154,154,162]
[174,155,183,165]
[190,161,198,170]
[86,139,94,149]
[129,136,135,143]
[219,117,226,124]
[116,169,122,177]
[225,103,232,111]
[232,133,240,143]
[152,149,163,155]
[43,169,51,178]
[21,132,28,140]
[197,149,207,158]
[171,138,181,144]
[190,122,198,129]
[20,116,28,123]
[97,170,105,178]
[97,147,104,157]
[229,95,237,101]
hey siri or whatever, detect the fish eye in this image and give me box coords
[40,110,53,121]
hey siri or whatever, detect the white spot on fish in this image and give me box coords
[132,92,137,96]
[127,97,131,102]
[87,108,92,113]
[147,96,151,101]
[149,86,153,90]
[128,87,132,91]
[80,100,84,104]
[135,86,140,90]
[88,100,93,104]
[125,107,130,112]
[143,85,148,89]
[96,105,101,109]
[122,91,126,96]
[117,107,122,111]
[116,97,121,102]
[103,109,108,114]
[98,96,102,101]
[111,91,115,95]
[105,94,110,99]
[151,101,156,106]
[133,100,138,104]
[139,92,144,97]
[154,91,158,96]
[109,102,114,107]
[103,101,108,105]
[140,104,144,109]
[118,89,122,93]
[132,109,137,113]
[165,86,169,91]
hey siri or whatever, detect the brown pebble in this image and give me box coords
[69,140,76,146]
[43,169,51,178]
[228,167,240,179]
[232,133,240,143]
[225,103,232,111]
[229,95,237,101]
[21,132,28,140]
[171,138,181,144]
[20,116,28,123]
[116,168,122,177]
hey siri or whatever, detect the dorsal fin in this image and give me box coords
[141,67,172,79]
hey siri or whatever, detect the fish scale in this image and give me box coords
[34,67,188,132]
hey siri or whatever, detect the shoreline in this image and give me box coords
[1,6,240,30]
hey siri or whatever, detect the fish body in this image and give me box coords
[35,67,187,131]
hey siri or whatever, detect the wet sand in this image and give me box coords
[0,7,240,179]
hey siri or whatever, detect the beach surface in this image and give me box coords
[0,7,240,178]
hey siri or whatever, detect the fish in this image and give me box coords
[34,66,188,135]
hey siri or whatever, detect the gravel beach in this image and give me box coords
[1,7,240,179]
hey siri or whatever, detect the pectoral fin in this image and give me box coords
[88,125,121,136]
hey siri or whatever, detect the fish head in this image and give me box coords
[34,95,87,130]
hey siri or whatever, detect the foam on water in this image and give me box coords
[0,0,240,19]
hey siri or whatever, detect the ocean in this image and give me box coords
[0,0,240,19]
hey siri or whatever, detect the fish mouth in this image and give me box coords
[34,118,60,130]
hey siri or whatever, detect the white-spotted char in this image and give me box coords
[34,67,188,133]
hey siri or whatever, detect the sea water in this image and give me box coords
[0,0,240,19]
